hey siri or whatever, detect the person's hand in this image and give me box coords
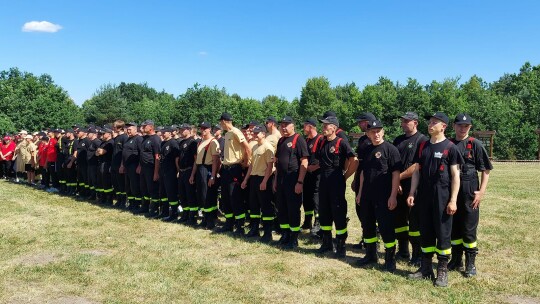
[472,190,484,209]
[407,195,415,207]
[294,182,303,194]
[447,199,457,215]
[189,175,195,185]
[388,196,397,211]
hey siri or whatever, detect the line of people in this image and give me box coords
[2,110,492,288]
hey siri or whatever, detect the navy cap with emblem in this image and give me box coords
[199,122,212,129]
[212,124,222,131]
[425,112,449,125]
[400,112,419,121]
[252,125,267,134]
[249,120,259,126]
[454,113,473,125]
[322,110,336,119]
[219,112,233,121]
[319,116,339,128]
[125,122,138,127]
[304,118,317,127]
[367,119,384,130]
[266,116,277,123]
[280,116,294,124]
[102,128,114,134]
[161,126,175,133]
[356,112,377,122]
[87,127,97,134]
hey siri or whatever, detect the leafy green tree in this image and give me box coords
[299,76,337,120]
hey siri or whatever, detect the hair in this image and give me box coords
[113,120,125,130]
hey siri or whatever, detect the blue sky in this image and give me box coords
[1,1,539,105]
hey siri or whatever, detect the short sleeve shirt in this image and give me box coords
[140,134,161,165]
[316,137,355,170]
[275,134,309,174]
[178,137,198,169]
[160,138,180,168]
[98,139,114,163]
[413,139,464,187]
[223,127,246,165]
[251,141,274,176]
[196,138,220,165]
[361,141,402,201]
[266,130,282,151]
[450,137,493,178]
[112,133,128,169]
[122,135,143,166]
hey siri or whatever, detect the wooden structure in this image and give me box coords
[472,131,496,159]
[348,132,365,147]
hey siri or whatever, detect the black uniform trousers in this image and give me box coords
[451,175,479,252]
[159,167,178,207]
[46,161,59,188]
[56,158,66,186]
[303,170,320,218]
[96,162,112,194]
[65,163,78,188]
[76,163,87,192]
[140,163,159,203]
[178,168,196,211]
[319,169,348,240]
[220,164,244,221]
[395,180,412,239]
[360,197,396,247]
[276,171,302,232]
[196,165,219,214]
[417,182,453,256]
[249,175,275,222]
[125,163,141,203]
[111,168,125,196]
[87,163,97,193]
[0,160,13,178]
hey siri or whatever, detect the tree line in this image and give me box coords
[1,63,539,159]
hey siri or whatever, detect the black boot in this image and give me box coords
[397,237,410,259]
[187,210,198,225]
[310,217,321,238]
[178,207,189,223]
[246,219,260,237]
[260,221,273,243]
[234,219,245,236]
[163,205,178,222]
[301,214,313,230]
[434,255,449,287]
[317,231,334,254]
[408,253,435,280]
[448,245,464,271]
[146,201,159,218]
[464,248,477,277]
[278,229,290,246]
[105,193,114,206]
[127,199,140,212]
[384,246,397,273]
[285,231,299,249]
[205,211,216,230]
[197,212,208,228]
[134,199,149,215]
[158,202,170,219]
[356,242,378,266]
[215,218,234,233]
[409,238,422,267]
[334,238,347,258]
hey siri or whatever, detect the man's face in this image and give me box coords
[428,118,446,135]
[401,118,417,134]
[126,126,136,136]
[454,123,472,138]
[200,127,210,137]
[358,120,369,132]
[367,128,385,145]
[181,128,191,138]
[103,133,112,141]
[280,122,294,136]
[265,121,274,130]
[254,131,265,141]
[163,131,172,140]
[322,123,336,137]
[213,129,222,137]
[303,123,313,136]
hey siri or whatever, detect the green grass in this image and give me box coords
[0,162,539,303]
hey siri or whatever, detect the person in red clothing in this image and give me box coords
[0,136,16,179]
[37,135,49,188]
[44,129,59,192]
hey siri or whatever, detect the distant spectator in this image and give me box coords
[0,135,16,179]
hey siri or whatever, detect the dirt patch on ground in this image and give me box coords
[506,295,540,304]
[8,296,98,304]
[16,252,64,266]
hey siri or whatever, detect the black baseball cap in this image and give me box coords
[178,123,191,129]
[199,122,212,129]
[219,112,233,121]
[212,124,222,131]
[161,126,175,133]
[425,112,449,125]
[141,120,155,126]
[125,122,138,127]
[280,116,294,124]
[319,116,339,127]
[304,118,317,127]
[367,119,384,130]
[454,113,473,125]
[266,116,277,123]
[323,110,336,119]
[249,120,259,126]
[252,125,266,134]
[102,128,114,134]
[356,112,377,122]
[400,112,419,121]
[87,127,97,134]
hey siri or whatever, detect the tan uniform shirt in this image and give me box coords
[250,141,274,176]
[196,138,220,166]
[266,129,281,152]
[223,127,246,165]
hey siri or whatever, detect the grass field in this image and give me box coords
[1,162,539,304]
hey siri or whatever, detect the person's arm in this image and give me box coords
[295,157,308,194]
[189,160,197,185]
[261,159,273,191]
[241,164,253,189]
[209,154,221,187]
[407,167,420,207]
[472,170,490,209]
[447,164,460,215]
[356,171,364,205]
[400,164,417,180]
[153,153,160,181]
[344,156,358,180]
[388,170,400,210]
[241,141,252,168]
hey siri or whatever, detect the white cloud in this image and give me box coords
[198,51,208,56]
[22,21,63,33]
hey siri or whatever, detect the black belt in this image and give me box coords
[222,163,241,169]
[179,167,192,172]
